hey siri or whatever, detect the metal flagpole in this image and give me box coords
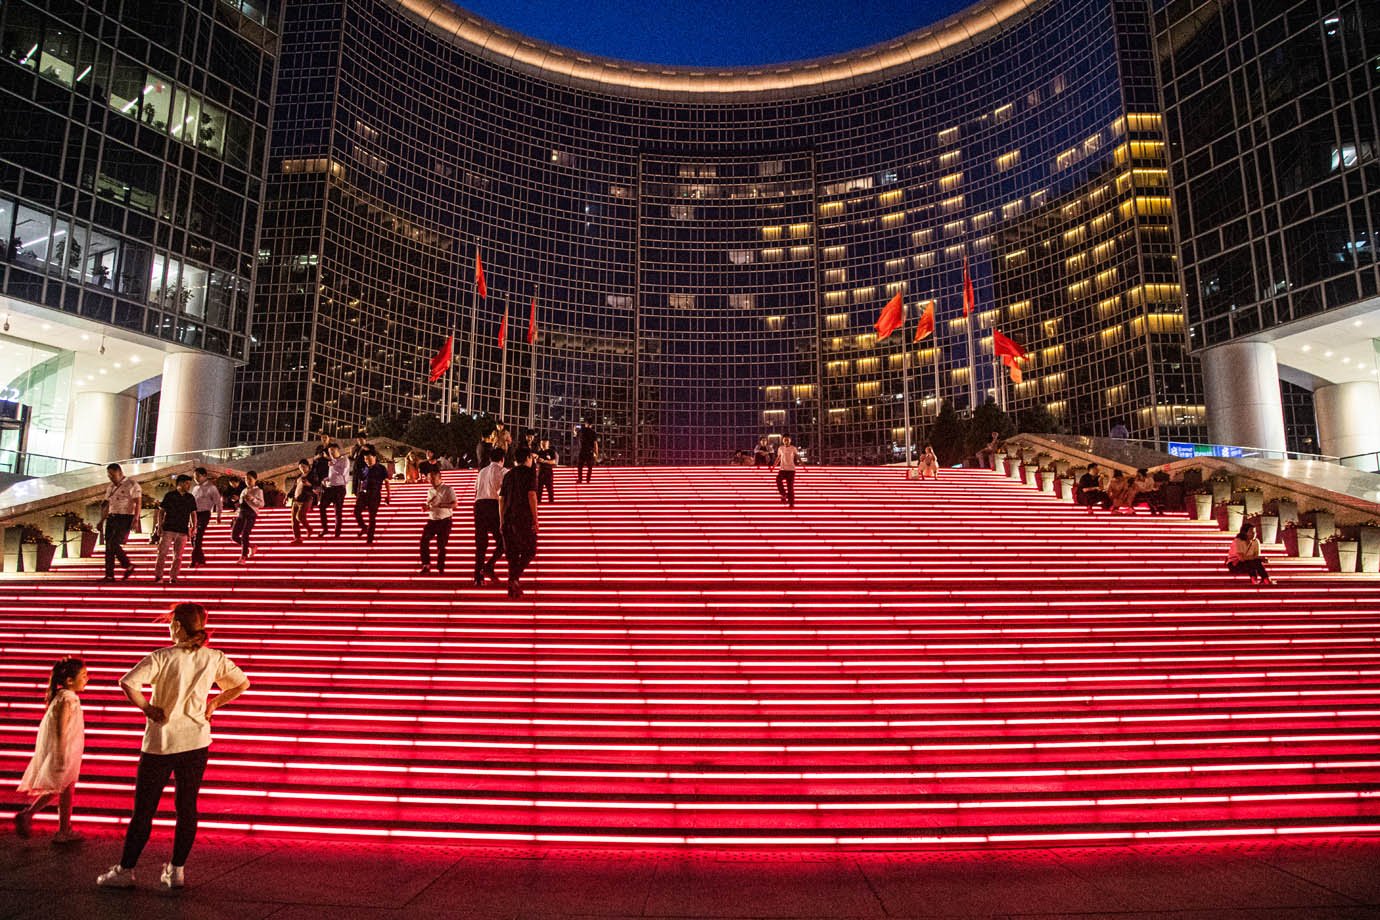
[527,288,537,432]
[965,267,978,410]
[498,295,509,423]
[901,303,913,470]
[465,248,478,415]
[932,299,941,416]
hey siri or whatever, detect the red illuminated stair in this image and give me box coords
[2,466,1379,846]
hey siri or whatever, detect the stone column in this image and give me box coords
[65,390,138,463]
[1200,341,1287,452]
[1314,380,1380,466]
[153,352,235,456]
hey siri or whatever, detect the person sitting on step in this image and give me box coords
[1227,522,1271,585]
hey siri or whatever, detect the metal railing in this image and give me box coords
[0,448,102,478]
[1338,451,1380,473]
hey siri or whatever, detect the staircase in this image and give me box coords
[2,466,1378,847]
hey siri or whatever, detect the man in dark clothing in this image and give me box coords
[575,424,599,483]
[353,451,390,543]
[499,446,539,598]
[153,475,198,584]
[418,449,441,478]
[1076,464,1111,513]
[536,438,558,503]
[472,447,507,585]
[349,435,369,496]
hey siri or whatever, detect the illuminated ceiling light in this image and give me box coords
[1324,350,1334,358]
[1354,319,1364,327]
[1300,344,1311,352]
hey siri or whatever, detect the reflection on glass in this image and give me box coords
[38,28,79,86]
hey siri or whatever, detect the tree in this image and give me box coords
[1016,404,1064,435]
[403,413,447,453]
[925,401,968,467]
[966,400,1014,458]
[365,412,405,440]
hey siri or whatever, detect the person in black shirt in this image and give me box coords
[574,424,599,483]
[499,446,539,598]
[418,449,441,478]
[536,438,558,503]
[1076,464,1111,513]
[153,475,198,585]
[353,451,390,543]
[348,434,369,496]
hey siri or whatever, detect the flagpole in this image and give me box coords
[499,297,508,423]
[527,288,537,432]
[901,307,913,470]
[465,249,478,416]
[932,299,941,416]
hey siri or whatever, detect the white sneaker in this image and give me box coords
[96,864,135,888]
[160,862,184,889]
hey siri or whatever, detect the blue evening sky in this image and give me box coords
[450,0,974,67]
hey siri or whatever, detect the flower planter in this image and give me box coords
[1309,512,1336,544]
[18,543,55,573]
[1258,514,1279,545]
[1274,500,1299,528]
[80,531,98,558]
[1225,503,1245,533]
[1038,473,1055,495]
[1285,526,1317,558]
[1321,540,1358,573]
[1055,477,1074,500]
[1054,461,1071,477]
[1003,458,1019,478]
[1209,479,1232,505]
[1359,526,1380,574]
[1235,492,1264,516]
[1192,493,1213,521]
[1020,464,1036,486]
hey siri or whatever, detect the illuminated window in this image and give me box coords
[878,189,904,206]
[881,211,906,227]
[939,172,963,191]
[995,150,1021,171]
[941,195,964,212]
[761,225,783,240]
[823,268,847,285]
[668,294,695,310]
[938,126,960,144]
[825,313,849,330]
[729,294,755,309]
[818,201,844,217]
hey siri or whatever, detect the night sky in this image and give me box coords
[450,0,975,67]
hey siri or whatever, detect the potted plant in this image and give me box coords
[91,263,110,287]
[1218,501,1245,532]
[19,525,57,573]
[1234,488,1264,517]
[1359,521,1380,574]
[138,493,159,536]
[1320,534,1358,573]
[1257,511,1280,544]
[1282,522,1317,558]
[1037,465,1056,494]
[1191,488,1213,522]
[1273,498,1299,528]
[1003,451,1020,478]
[1019,461,1037,486]
[1307,510,1336,545]
[61,512,99,559]
[1208,477,1232,506]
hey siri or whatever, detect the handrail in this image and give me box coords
[0,447,102,478]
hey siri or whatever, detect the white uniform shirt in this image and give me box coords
[776,445,800,471]
[239,486,265,513]
[192,481,223,514]
[325,456,350,487]
[474,462,507,501]
[105,478,143,516]
[120,643,247,755]
[426,483,457,520]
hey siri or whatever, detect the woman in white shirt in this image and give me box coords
[97,603,249,890]
[230,469,265,562]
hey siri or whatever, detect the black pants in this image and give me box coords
[473,500,503,577]
[104,514,134,577]
[191,511,212,565]
[776,469,796,505]
[577,456,594,483]
[1078,489,1110,510]
[421,518,453,571]
[354,495,381,542]
[230,509,256,558]
[319,485,346,535]
[538,468,555,503]
[503,524,537,585]
[1229,559,1269,581]
[119,746,209,869]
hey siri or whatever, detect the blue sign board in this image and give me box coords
[1168,441,1244,459]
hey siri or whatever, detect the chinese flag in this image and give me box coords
[428,335,453,383]
[497,306,508,349]
[526,295,537,345]
[914,301,935,342]
[874,292,905,341]
[993,328,1027,384]
[962,254,975,316]
[475,249,488,300]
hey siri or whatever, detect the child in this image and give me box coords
[15,657,87,842]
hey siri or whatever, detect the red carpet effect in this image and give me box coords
[3,466,1379,847]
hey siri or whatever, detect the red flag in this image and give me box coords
[428,335,453,383]
[497,305,508,349]
[962,254,975,317]
[993,328,1027,384]
[475,249,487,300]
[526,295,537,345]
[874,292,905,341]
[914,301,935,342]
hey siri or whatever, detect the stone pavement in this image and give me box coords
[3,829,1379,919]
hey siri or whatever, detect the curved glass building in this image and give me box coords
[241,0,1204,463]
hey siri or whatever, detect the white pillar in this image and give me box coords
[65,391,137,463]
[153,352,235,456]
[1314,380,1380,466]
[1200,341,1287,452]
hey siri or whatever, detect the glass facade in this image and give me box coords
[242,0,1205,463]
[0,0,280,458]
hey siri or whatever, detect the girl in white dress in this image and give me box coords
[15,657,87,842]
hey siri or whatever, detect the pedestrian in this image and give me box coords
[348,434,369,496]
[189,468,222,568]
[289,459,320,543]
[1075,464,1111,512]
[418,449,441,478]
[536,437,558,503]
[1227,523,1272,585]
[472,447,507,586]
[14,657,87,842]
[99,463,142,583]
[319,443,349,537]
[575,423,599,483]
[153,475,197,585]
[353,450,390,544]
[491,423,514,467]
[753,436,772,467]
[772,435,801,507]
[230,470,263,563]
[420,469,457,574]
[499,445,539,598]
[222,473,244,513]
[97,603,250,890]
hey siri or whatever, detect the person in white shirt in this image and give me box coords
[230,470,265,563]
[99,463,143,582]
[319,443,350,537]
[97,602,249,891]
[472,448,508,586]
[189,468,223,568]
[771,435,801,507]
[419,469,458,574]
